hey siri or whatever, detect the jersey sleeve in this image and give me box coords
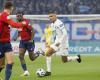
[5,15,24,28]
[57,20,67,43]
[58,22,65,30]
[24,19,32,29]
[57,20,67,35]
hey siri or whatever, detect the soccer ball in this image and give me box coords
[36,68,46,77]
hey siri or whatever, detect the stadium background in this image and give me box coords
[0,0,100,55]
[0,0,100,80]
[10,15,100,55]
[0,0,100,14]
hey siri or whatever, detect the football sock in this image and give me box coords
[46,57,51,72]
[21,64,27,71]
[67,56,79,61]
[5,64,13,80]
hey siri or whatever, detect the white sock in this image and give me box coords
[46,57,51,72]
[67,56,79,62]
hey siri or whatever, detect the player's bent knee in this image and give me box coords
[0,67,4,72]
[0,65,5,71]
[6,58,14,64]
[7,61,14,64]
[62,60,67,63]
[19,54,24,59]
[0,63,5,68]
[45,53,51,57]
[62,56,68,63]
[45,47,55,57]
[0,57,5,65]
[29,57,35,61]
[28,52,35,61]
[0,63,5,72]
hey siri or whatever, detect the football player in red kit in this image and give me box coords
[16,11,41,76]
[0,1,26,80]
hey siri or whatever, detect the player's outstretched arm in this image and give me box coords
[28,27,35,42]
[7,19,26,28]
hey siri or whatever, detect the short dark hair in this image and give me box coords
[48,10,57,14]
[16,10,24,15]
[4,1,13,9]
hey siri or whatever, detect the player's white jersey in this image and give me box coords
[50,19,68,43]
[51,19,69,55]
[50,19,69,55]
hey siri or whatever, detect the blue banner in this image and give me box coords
[11,17,100,54]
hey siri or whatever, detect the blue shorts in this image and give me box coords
[0,42,12,58]
[19,40,35,52]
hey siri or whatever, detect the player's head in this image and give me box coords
[4,1,14,14]
[48,11,57,23]
[16,11,24,22]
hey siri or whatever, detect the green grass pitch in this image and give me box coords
[0,55,100,80]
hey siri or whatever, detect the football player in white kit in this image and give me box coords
[44,12,81,76]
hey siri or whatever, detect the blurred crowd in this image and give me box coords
[0,0,100,14]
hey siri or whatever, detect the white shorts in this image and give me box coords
[50,39,69,56]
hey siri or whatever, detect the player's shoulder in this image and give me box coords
[0,12,8,18]
[55,19,63,25]
[0,11,11,21]
[23,18,31,25]
[23,18,29,22]
[55,19,64,28]
[54,19,64,27]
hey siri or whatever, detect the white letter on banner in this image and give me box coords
[72,23,92,40]
[94,24,100,40]
[94,47,100,52]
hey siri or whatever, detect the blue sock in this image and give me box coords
[5,64,13,80]
[21,64,27,71]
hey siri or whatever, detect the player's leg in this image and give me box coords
[19,41,29,76]
[27,41,40,61]
[45,55,52,76]
[28,51,39,61]
[5,51,13,80]
[3,42,14,80]
[44,43,58,76]
[58,40,81,63]
[44,43,51,76]
[0,49,5,73]
[35,43,57,76]
[45,47,55,57]
[36,46,52,76]
[61,55,81,63]
[0,44,5,80]
[61,48,81,63]
[0,57,5,73]
[19,48,30,76]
